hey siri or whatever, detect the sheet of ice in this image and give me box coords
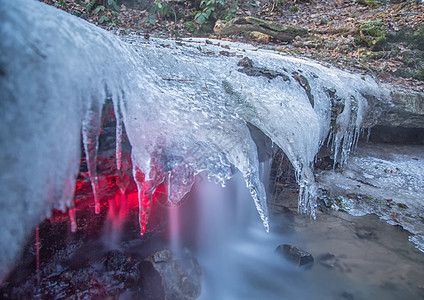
[0,0,145,279]
[0,0,388,279]
[317,143,424,251]
[121,36,385,219]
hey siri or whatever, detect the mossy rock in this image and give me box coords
[398,49,424,67]
[411,22,424,51]
[417,66,424,81]
[388,22,424,51]
[357,0,382,8]
[214,17,308,42]
[356,21,389,51]
[360,21,387,38]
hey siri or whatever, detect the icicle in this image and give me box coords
[133,166,154,236]
[245,173,269,232]
[367,127,372,142]
[117,169,129,195]
[327,132,333,148]
[353,127,361,151]
[113,97,123,171]
[82,101,102,214]
[293,162,318,219]
[1,2,390,276]
[332,134,341,170]
[35,225,40,286]
[116,121,123,171]
[167,168,196,207]
[69,208,77,233]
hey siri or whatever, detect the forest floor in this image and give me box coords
[47,0,424,91]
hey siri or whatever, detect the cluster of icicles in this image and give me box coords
[73,30,383,236]
[2,0,387,242]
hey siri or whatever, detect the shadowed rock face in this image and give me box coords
[364,89,424,145]
[379,90,424,128]
[369,125,424,145]
[141,249,202,300]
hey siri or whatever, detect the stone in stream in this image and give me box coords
[140,249,202,300]
[355,226,377,240]
[316,252,337,268]
[275,244,314,268]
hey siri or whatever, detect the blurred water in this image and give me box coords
[191,172,424,300]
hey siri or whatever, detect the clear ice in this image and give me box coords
[0,0,389,278]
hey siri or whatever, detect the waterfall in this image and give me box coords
[0,0,389,280]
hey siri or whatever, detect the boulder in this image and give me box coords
[275,244,314,268]
[140,249,202,300]
[378,90,424,128]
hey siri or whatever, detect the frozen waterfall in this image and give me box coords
[0,0,388,279]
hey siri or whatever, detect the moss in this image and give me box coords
[72,10,82,17]
[373,36,387,51]
[244,17,307,36]
[197,22,214,35]
[289,5,298,13]
[356,21,389,51]
[357,0,381,8]
[360,21,387,38]
[245,17,266,24]
[415,66,424,81]
[389,23,424,51]
[185,21,196,32]
[399,50,424,68]
[411,22,424,51]
[394,68,413,79]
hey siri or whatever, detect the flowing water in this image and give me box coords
[176,170,424,300]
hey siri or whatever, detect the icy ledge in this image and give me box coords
[0,0,388,279]
[317,143,424,252]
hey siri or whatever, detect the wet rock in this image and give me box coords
[104,250,131,272]
[377,90,424,128]
[317,253,337,268]
[101,250,142,296]
[276,244,314,268]
[237,57,290,81]
[140,249,202,300]
[293,71,314,107]
[355,226,377,240]
[335,291,355,300]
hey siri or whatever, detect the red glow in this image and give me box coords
[133,168,152,236]
[69,208,77,233]
[49,153,171,238]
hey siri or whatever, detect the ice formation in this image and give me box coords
[317,143,424,251]
[0,0,388,279]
